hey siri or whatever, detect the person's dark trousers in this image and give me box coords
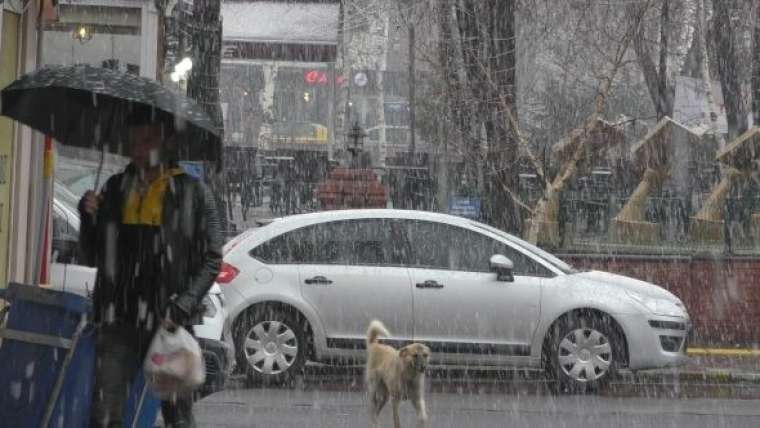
[90,322,197,428]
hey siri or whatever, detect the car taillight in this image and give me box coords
[216,262,239,284]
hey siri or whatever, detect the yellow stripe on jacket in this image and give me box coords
[122,168,185,226]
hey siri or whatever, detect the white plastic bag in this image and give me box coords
[143,326,205,398]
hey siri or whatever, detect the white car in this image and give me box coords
[219,209,691,391]
[50,183,234,395]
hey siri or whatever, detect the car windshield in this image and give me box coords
[53,181,82,213]
[9,0,755,425]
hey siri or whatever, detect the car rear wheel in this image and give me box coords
[545,313,624,393]
[235,307,306,386]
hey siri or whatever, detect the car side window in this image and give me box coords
[309,221,350,264]
[400,220,450,269]
[251,219,405,266]
[448,227,554,277]
[311,219,407,266]
[250,226,314,264]
[402,220,554,277]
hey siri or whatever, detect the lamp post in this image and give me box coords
[170,57,193,92]
[346,121,366,168]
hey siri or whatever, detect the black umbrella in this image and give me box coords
[0,64,222,174]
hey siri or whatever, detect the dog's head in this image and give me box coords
[399,343,431,374]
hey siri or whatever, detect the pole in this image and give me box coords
[36,136,53,285]
[328,61,336,161]
[408,19,416,160]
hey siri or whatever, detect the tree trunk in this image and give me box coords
[185,0,226,229]
[753,0,760,126]
[456,0,483,188]
[336,0,347,150]
[159,0,181,82]
[187,0,223,134]
[680,0,704,78]
[408,12,416,157]
[712,0,748,141]
[657,0,669,111]
[437,0,456,211]
[483,0,519,233]
[630,1,673,119]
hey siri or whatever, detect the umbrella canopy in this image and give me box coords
[0,64,222,169]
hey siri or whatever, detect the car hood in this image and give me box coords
[570,270,680,302]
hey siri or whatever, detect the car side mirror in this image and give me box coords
[490,254,514,282]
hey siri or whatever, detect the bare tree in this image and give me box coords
[712,0,749,141]
[629,0,675,119]
[432,0,521,232]
[753,0,760,125]
[185,0,226,229]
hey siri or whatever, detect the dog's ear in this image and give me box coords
[399,347,409,358]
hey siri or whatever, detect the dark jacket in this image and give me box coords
[79,164,223,326]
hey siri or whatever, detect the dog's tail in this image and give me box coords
[366,320,390,347]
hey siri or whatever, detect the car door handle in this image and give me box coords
[305,276,333,285]
[416,280,444,289]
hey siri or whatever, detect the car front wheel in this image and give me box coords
[545,313,624,393]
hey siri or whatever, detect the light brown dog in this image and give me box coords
[366,320,430,428]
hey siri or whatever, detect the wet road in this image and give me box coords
[195,387,760,428]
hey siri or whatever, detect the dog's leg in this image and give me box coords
[411,394,428,428]
[368,382,379,428]
[392,397,401,428]
[370,383,388,428]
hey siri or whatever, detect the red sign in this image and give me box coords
[304,70,347,86]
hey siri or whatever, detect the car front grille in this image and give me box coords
[649,320,687,330]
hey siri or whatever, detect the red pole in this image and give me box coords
[38,136,54,284]
[39,209,49,284]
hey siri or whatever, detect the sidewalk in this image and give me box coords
[224,196,276,236]
[644,350,760,384]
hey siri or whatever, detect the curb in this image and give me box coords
[226,367,760,390]
[687,347,760,357]
[634,369,760,385]
[630,369,760,385]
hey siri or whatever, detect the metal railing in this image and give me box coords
[556,191,760,255]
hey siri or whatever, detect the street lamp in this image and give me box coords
[73,25,93,44]
[170,57,193,83]
[347,121,366,168]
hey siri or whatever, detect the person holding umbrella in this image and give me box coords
[2,64,224,427]
[79,110,222,428]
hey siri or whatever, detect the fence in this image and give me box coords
[557,190,760,255]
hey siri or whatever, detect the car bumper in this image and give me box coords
[198,337,234,396]
[616,313,691,370]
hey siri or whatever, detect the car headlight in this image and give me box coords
[202,295,217,318]
[626,290,685,317]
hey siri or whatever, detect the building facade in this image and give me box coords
[0,0,161,288]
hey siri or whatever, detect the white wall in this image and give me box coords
[8,0,45,284]
[41,31,141,70]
